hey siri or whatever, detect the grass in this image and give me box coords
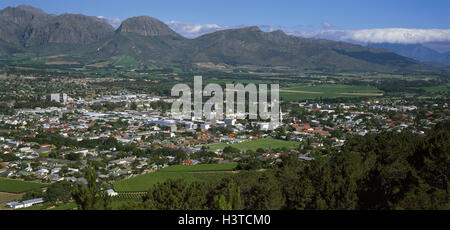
[421,84,450,93]
[159,163,238,172]
[207,138,299,151]
[113,163,237,192]
[0,177,47,193]
[110,55,140,68]
[16,202,77,210]
[280,84,383,101]
[114,172,196,192]
[18,204,48,210]
[109,193,145,209]
[50,202,77,210]
[0,192,23,210]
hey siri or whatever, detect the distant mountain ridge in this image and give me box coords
[369,43,450,67]
[117,16,180,37]
[0,5,436,73]
[0,5,114,46]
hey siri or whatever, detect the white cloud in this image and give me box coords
[166,21,228,38]
[288,28,450,44]
[166,20,450,44]
[166,22,293,38]
[100,16,450,44]
[322,22,332,29]
[98,16,122,29]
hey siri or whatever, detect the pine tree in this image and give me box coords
[72,165,111,210]
[214,181,241,210]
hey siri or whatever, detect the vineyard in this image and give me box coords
[207,138,300,151]
[158,163,238,172]
[109,192,146,209]
[113,163,236,192]
[111,192,146,203]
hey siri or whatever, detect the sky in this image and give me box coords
[1,0,450,44]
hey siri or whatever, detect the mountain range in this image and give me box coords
[368,43,450,67]
[0,5,436,73]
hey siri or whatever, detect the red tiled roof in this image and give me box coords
[306,130,329,134]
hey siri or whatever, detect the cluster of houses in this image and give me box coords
[285,99,447,147]
[0,93,448,197]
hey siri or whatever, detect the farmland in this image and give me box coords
[113,163,237,192]
[0,192,23,210]
[110,55,140,68]
[159,163,238,172]
[280,84,383,101]
[50,202,77,210]
[0,178,47,193]
[207,138,299,151]
[421,83,450,93]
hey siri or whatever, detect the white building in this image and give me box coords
[225,119,236,126]
[6,198,44,209]
[106,189,118,197]
[50,93,68,104]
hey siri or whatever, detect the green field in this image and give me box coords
[50,202,77,210]
[421,83,450,93]
[109,193,145,209]
[207,138,299,151]
[0,192,23,210]
[110,55,140,68]
[113,163,236,192]
[159,163,237,172]
[18,204,48,210]
[0,178,47,193]
[280,84,383,101]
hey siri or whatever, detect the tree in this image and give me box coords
[72,165,111,210]
[116,121,450,210]
[223,146,240,154]
[277,163,315,210]
[67,153,81,161]
[45,181,72,203]
[22,188,44,201]
[126,179,210,210]
[237,172,284,210]
[214,181,241,210]
[49,150,58,159]
[130,102,137,110]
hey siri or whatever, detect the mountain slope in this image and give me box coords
[0,5,436,73]
[0,5,114,47]
[117,16,180,37]
[23,14,115,46]
[369,43,450,67]
[76,32,188,63]
[185,27,425,72]
[0,5,50,45]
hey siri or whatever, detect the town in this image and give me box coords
[0,72,448,210]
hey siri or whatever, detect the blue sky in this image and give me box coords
[1,0,449,29]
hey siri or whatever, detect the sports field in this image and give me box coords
[207,138,299,151]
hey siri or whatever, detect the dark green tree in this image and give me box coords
[45,181,72,203]
[72,165,111,210]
